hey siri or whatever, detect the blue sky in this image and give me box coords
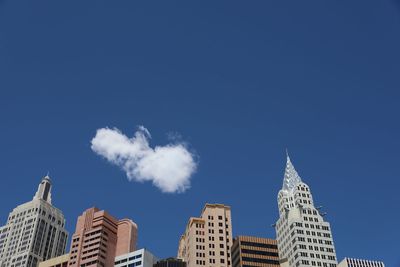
[1,1,400,266]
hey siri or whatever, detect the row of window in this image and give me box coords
[242,257,279,265]
[295,259,336,267]
[240,241,277,249]
[116,261,142,267]
[241,248,279,257]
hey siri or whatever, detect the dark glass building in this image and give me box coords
[154,258,187,267]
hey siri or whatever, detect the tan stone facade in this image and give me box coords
[38,254,69,267]
[116,219,138,257]
[231,236,279,267]
[68,207,137,267]
[178,204,233,267]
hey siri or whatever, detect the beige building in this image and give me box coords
[38,254,69,267]
[178,203,233,267]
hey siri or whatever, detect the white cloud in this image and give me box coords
[90,126,197,193]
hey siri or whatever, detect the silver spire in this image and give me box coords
[282,153,302,192]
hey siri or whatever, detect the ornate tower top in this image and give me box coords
[33,174,52,203]
[282,153,302,192]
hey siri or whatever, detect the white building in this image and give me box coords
[114,248,158,267]
[338,258,385,267]
[275,155,337,267]
[0,176,68,267]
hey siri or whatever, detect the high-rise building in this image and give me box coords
[275,155,337,267]
[114,248,158,267]
[338,258,385,267]
[68,207,138,267]
[231,236,279,267]
[177,203,233,267]
[154,258,186,267]
[38,254,69,267]
[0,176,68,267]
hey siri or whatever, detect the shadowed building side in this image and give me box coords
[154,258,187,267]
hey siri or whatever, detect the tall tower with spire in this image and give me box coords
[275,154,337,267]
[0,175,68,267]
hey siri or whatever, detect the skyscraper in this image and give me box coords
[67,207,138,267]
[178,203,233,267]
[0,175,68,267]
[275,155,337,267]
[231,236,280,267]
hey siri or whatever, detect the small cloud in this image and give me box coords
[90,126,197,193]
[166,131,184,142]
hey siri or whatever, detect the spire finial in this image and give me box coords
[282,152,302,192]
[34,173,52,203]
[43,171,51,182]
